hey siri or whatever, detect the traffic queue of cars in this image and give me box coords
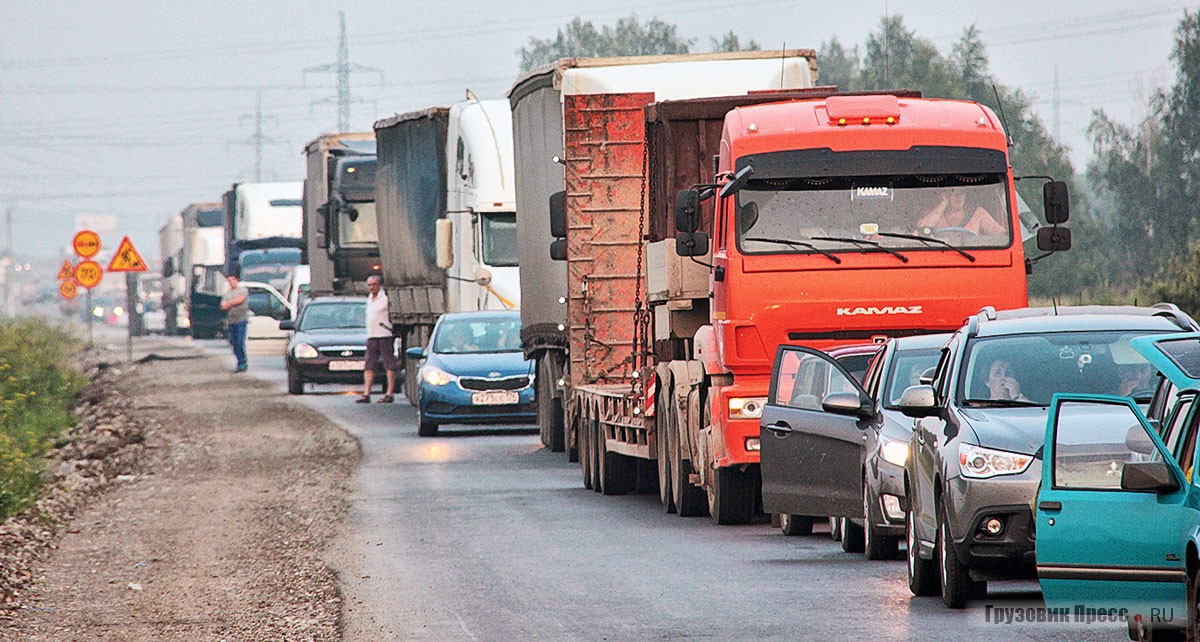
[759,303,1200,638]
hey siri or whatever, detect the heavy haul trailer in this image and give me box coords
[508,50,820,456]
[302,132,378,297]
[561,91,1071,524]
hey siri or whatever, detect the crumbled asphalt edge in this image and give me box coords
[0,358,147,615]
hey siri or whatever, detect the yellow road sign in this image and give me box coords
[73,230,101,258]
[58,280,78,300]
[107,236,148,272]
[56,260,75,281]
[75,260,103,289]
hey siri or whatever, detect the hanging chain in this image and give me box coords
[630,138,650,397]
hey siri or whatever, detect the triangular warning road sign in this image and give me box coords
[107,236,148,273]
[56,260,75,280]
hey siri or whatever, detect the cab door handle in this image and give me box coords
[764,421,793,436]
[1038,501,1062,512]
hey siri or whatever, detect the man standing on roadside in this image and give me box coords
[360,275,396,403]
[220,272,250,373]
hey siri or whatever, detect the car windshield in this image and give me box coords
[737,174,1012,254]
[299,302,365,331]
[958,331,1158,407]
[834,351,877,384]
[432,317,522,354]
[884,347,942,407]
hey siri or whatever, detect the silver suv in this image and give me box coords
[899,305,1195,608]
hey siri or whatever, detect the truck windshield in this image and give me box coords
[480,212,518,267]
[736,175,1012,255]
[197,209,223,227]
[239,248,301,284]
[339,202,378,246]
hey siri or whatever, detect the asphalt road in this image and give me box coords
[197,337,1129,642]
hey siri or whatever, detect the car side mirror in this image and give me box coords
[1044,181,1070,224]
[822,391,873,420]
[675,232,709,257]
[549,238,567,261]
[1036,227,1071,252]
[405,346,426,360]
[278,319,295,331]
[1120,461,1180,494]
[676,189,700,233]
[1124,425,1157,455]
[898,385,939,418]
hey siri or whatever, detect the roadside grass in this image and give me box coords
[0,318,85,520]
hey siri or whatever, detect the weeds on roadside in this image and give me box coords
[0,318,84,519]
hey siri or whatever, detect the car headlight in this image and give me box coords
[292,343,319,359]
[879,436,909,467]
[421,366,457,387]
[729,397,767,419]
[958,443,1033,479]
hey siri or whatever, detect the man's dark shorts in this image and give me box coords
[364,337,397,371]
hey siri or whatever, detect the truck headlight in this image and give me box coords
[422,366,456,387]
[293,343,319,359]
[729,397,768,419]
[958,443,1033,479]
[879,436,909,467]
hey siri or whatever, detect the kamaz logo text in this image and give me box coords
[836,306,924,316]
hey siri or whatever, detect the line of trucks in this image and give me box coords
[158,49,1071,526]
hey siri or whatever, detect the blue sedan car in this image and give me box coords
[407,311,536,437]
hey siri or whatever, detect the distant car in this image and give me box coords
[406,310,535,437]
[280,296,381,394]
[900,305,1194,608]
[1035,331,1200,642]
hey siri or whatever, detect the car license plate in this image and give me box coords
[472,390,519,405]
[328,360,364,371]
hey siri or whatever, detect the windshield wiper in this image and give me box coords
[961,398,1043,408]
[744,237,841,263]
[875,232,976,262]
[811,236,908,263]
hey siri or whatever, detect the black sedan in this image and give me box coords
[279,296,385,394]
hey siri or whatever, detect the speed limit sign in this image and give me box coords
[74,260,103,289]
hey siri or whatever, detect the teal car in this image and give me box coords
[1035,332,1200,640]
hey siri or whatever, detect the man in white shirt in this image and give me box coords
[360,275,396,403]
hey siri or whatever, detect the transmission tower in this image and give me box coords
[233,90,284,181]
[304,12,383,131]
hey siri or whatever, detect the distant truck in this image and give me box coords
[302,133,379,297]
[158,207,185,334]
[222,181,304,281]
[374,98,519,404]
[159,202,225,336]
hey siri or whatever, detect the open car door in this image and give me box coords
[760,346,871,519]
[1035,394,1188,631]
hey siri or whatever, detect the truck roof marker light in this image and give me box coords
[977,117,988,127]
[838,118,847,126]
[747,123,759,134]
[862,117,871,125]
[825,94,901,125]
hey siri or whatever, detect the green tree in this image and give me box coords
[817,37,859,91]
[710,31,760,53]
[518,15,696,72]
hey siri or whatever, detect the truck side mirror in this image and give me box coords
[162,258,175,278]
[549,191,567,238]
[1044,181,1070,224]
[675,232,709,257]
[676,189,700,233]
[550,238,567,261]
[1036,227,1071,252]
[316,202,330,249]
[436,219,454,269]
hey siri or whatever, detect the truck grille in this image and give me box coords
[459,376,530,391]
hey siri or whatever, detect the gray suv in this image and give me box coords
[899,305,1196,608]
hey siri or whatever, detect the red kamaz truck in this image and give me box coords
[531,64,1071,524]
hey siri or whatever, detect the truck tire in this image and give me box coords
[579,406,593,490]
[403,359,420,406]
[634,459,657,494]
[708,466,755,525]
[655,378,675,513]
[672,420,707,517]
[536,363,565,453]
[599,447,635,496]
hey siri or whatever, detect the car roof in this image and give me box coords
[968,307,1190,339]
[893,333,952,350]
[1132,332,1200,390]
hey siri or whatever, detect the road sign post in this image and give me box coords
[107,236,147,363]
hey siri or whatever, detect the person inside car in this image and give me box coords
[985,358,1028,401]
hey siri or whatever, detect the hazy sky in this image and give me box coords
[0,0,1192,266]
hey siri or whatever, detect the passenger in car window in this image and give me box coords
[1118,363,1154,397]
[985,358,1027,401]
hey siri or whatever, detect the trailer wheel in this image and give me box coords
[655,377,676,513]
[597,418,635,496]
[403,359,420,406]
[708,466,755,525]
[580,404,594,490]
[672,417,708,517]
[536,360,565,453]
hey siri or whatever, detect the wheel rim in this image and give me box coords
[780,513,790,533]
